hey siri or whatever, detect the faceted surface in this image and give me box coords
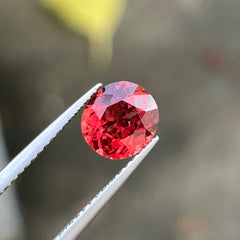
[81,81,159,159]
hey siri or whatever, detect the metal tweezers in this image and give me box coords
[0,83,159,240]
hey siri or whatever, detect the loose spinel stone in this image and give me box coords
[81,81,159,159]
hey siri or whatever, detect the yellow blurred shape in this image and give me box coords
[40,0,126,67]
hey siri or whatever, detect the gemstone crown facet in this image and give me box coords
[81,81,159,159]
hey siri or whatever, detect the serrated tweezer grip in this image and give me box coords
[54,136,159,240]
[0,83,103,195]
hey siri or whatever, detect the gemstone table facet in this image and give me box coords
[81,81,159,159]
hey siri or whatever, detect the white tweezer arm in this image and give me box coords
[54,136,159,240]
[0,83,103,195]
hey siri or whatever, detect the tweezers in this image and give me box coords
[0,83,159,240]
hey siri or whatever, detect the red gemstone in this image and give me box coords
[81,81,159,159]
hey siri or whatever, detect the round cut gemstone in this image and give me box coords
[81,81,159,159]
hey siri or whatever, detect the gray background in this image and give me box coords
[1,0,240,239]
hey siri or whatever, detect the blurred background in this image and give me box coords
[1,0,240,239]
